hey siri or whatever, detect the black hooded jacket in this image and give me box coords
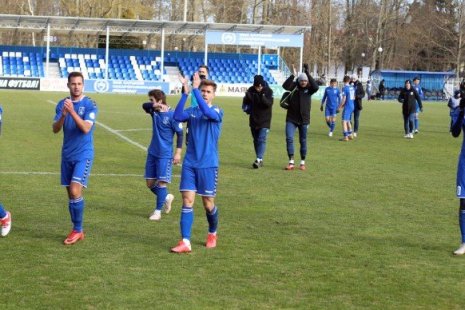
[282,70,319,125]
[243,85,274,129]
[398,87,422,115]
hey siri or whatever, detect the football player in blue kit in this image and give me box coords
[171,73,223,253]
[320,78,340,137]
[142,89,183,221]
[338,75,355,141]
[0,202,12,237]
[451,83,465,255]
[412,77,424,134]
[53,72,98,245]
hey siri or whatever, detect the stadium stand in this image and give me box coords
[0,45,281,85]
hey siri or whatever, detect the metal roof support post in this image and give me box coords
[45,23,50,77]
[160,27,165,81]
[299,44,303,74]
[204,40,208,67]
[258,45,262,75]
[105,26,110,80]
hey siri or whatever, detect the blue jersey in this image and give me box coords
[413,84,423,99]
[147,110,183,158]
[54,96,98,161]
[342,84,355,110]
[174,89,223,168]
[321,86,341,109]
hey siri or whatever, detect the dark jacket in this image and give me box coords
[353,80,365,110]
[398,87,422,115]
[242,85,274,129]
[282,70,319,125]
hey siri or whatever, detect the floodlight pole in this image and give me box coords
[45,23,50,77]
[183,0,187,22]
[299,46,303,74]
[160,27,165,80]
[105,26,110,80]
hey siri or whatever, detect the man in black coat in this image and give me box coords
[281,63,319,170]
[242,75,274,168]
[351,74,365,137]
[398,79,422,139]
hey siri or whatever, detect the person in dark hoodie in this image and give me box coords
[450,80,465,255]
[397,79,422,139]
[242,75,274,168]
[282,63,319,171]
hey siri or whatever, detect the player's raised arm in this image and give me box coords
[52,101,67,133]
[191,73,222,121]
[173,74,191,122]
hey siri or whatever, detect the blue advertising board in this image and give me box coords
[84,79,170,94]
[206,31,303,48]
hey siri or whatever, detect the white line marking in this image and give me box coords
[48,100,148,151]
[115,128,151,132]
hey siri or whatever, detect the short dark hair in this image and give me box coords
[148,89,166,104]
[68,71,84,83]
[413,77,420,81]
[343,75,350,83]
[330,78,337,83]
[198,65,209,73]
[200,79,217,92]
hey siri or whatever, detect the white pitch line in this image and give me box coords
[48,100,147,151]
[115,128,151,132]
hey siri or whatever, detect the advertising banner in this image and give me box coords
[84,79,170,94]
[206,31,303,48]
[0,77,40,90]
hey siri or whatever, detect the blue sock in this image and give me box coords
[180,206,194,240]
[206,206,219,233]
[330,121,335,132]
[414,119,419,130]
[460,210,465,243]
[0,204,6,218]
[151,185,168,211]
[70,197,84,232]
[343,131,347,137]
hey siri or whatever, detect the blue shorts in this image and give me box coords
[457,153,465,198]
[180,165,218,197]
[342,107,353,121]
[61,158,93,187]
[325,106,337,118]
[144,154,172,183]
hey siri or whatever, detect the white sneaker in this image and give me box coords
[354,132,357,138]
[149,210,161,221]
[0,211,11,237]
[453,243,465,255]
[409,133,414,139]
[404,134,409,138]
[164,194,174,214]
[414,129,419,134]
[328,132,333,137]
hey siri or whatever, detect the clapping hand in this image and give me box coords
[178,74,189,94]
[192,72,201,89]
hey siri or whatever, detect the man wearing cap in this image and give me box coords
[282,63,319,170]
[412,77,424,134]
[351,74,365,137]
[242,75,274,168]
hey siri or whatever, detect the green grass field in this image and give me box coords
[0,89,464,309]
